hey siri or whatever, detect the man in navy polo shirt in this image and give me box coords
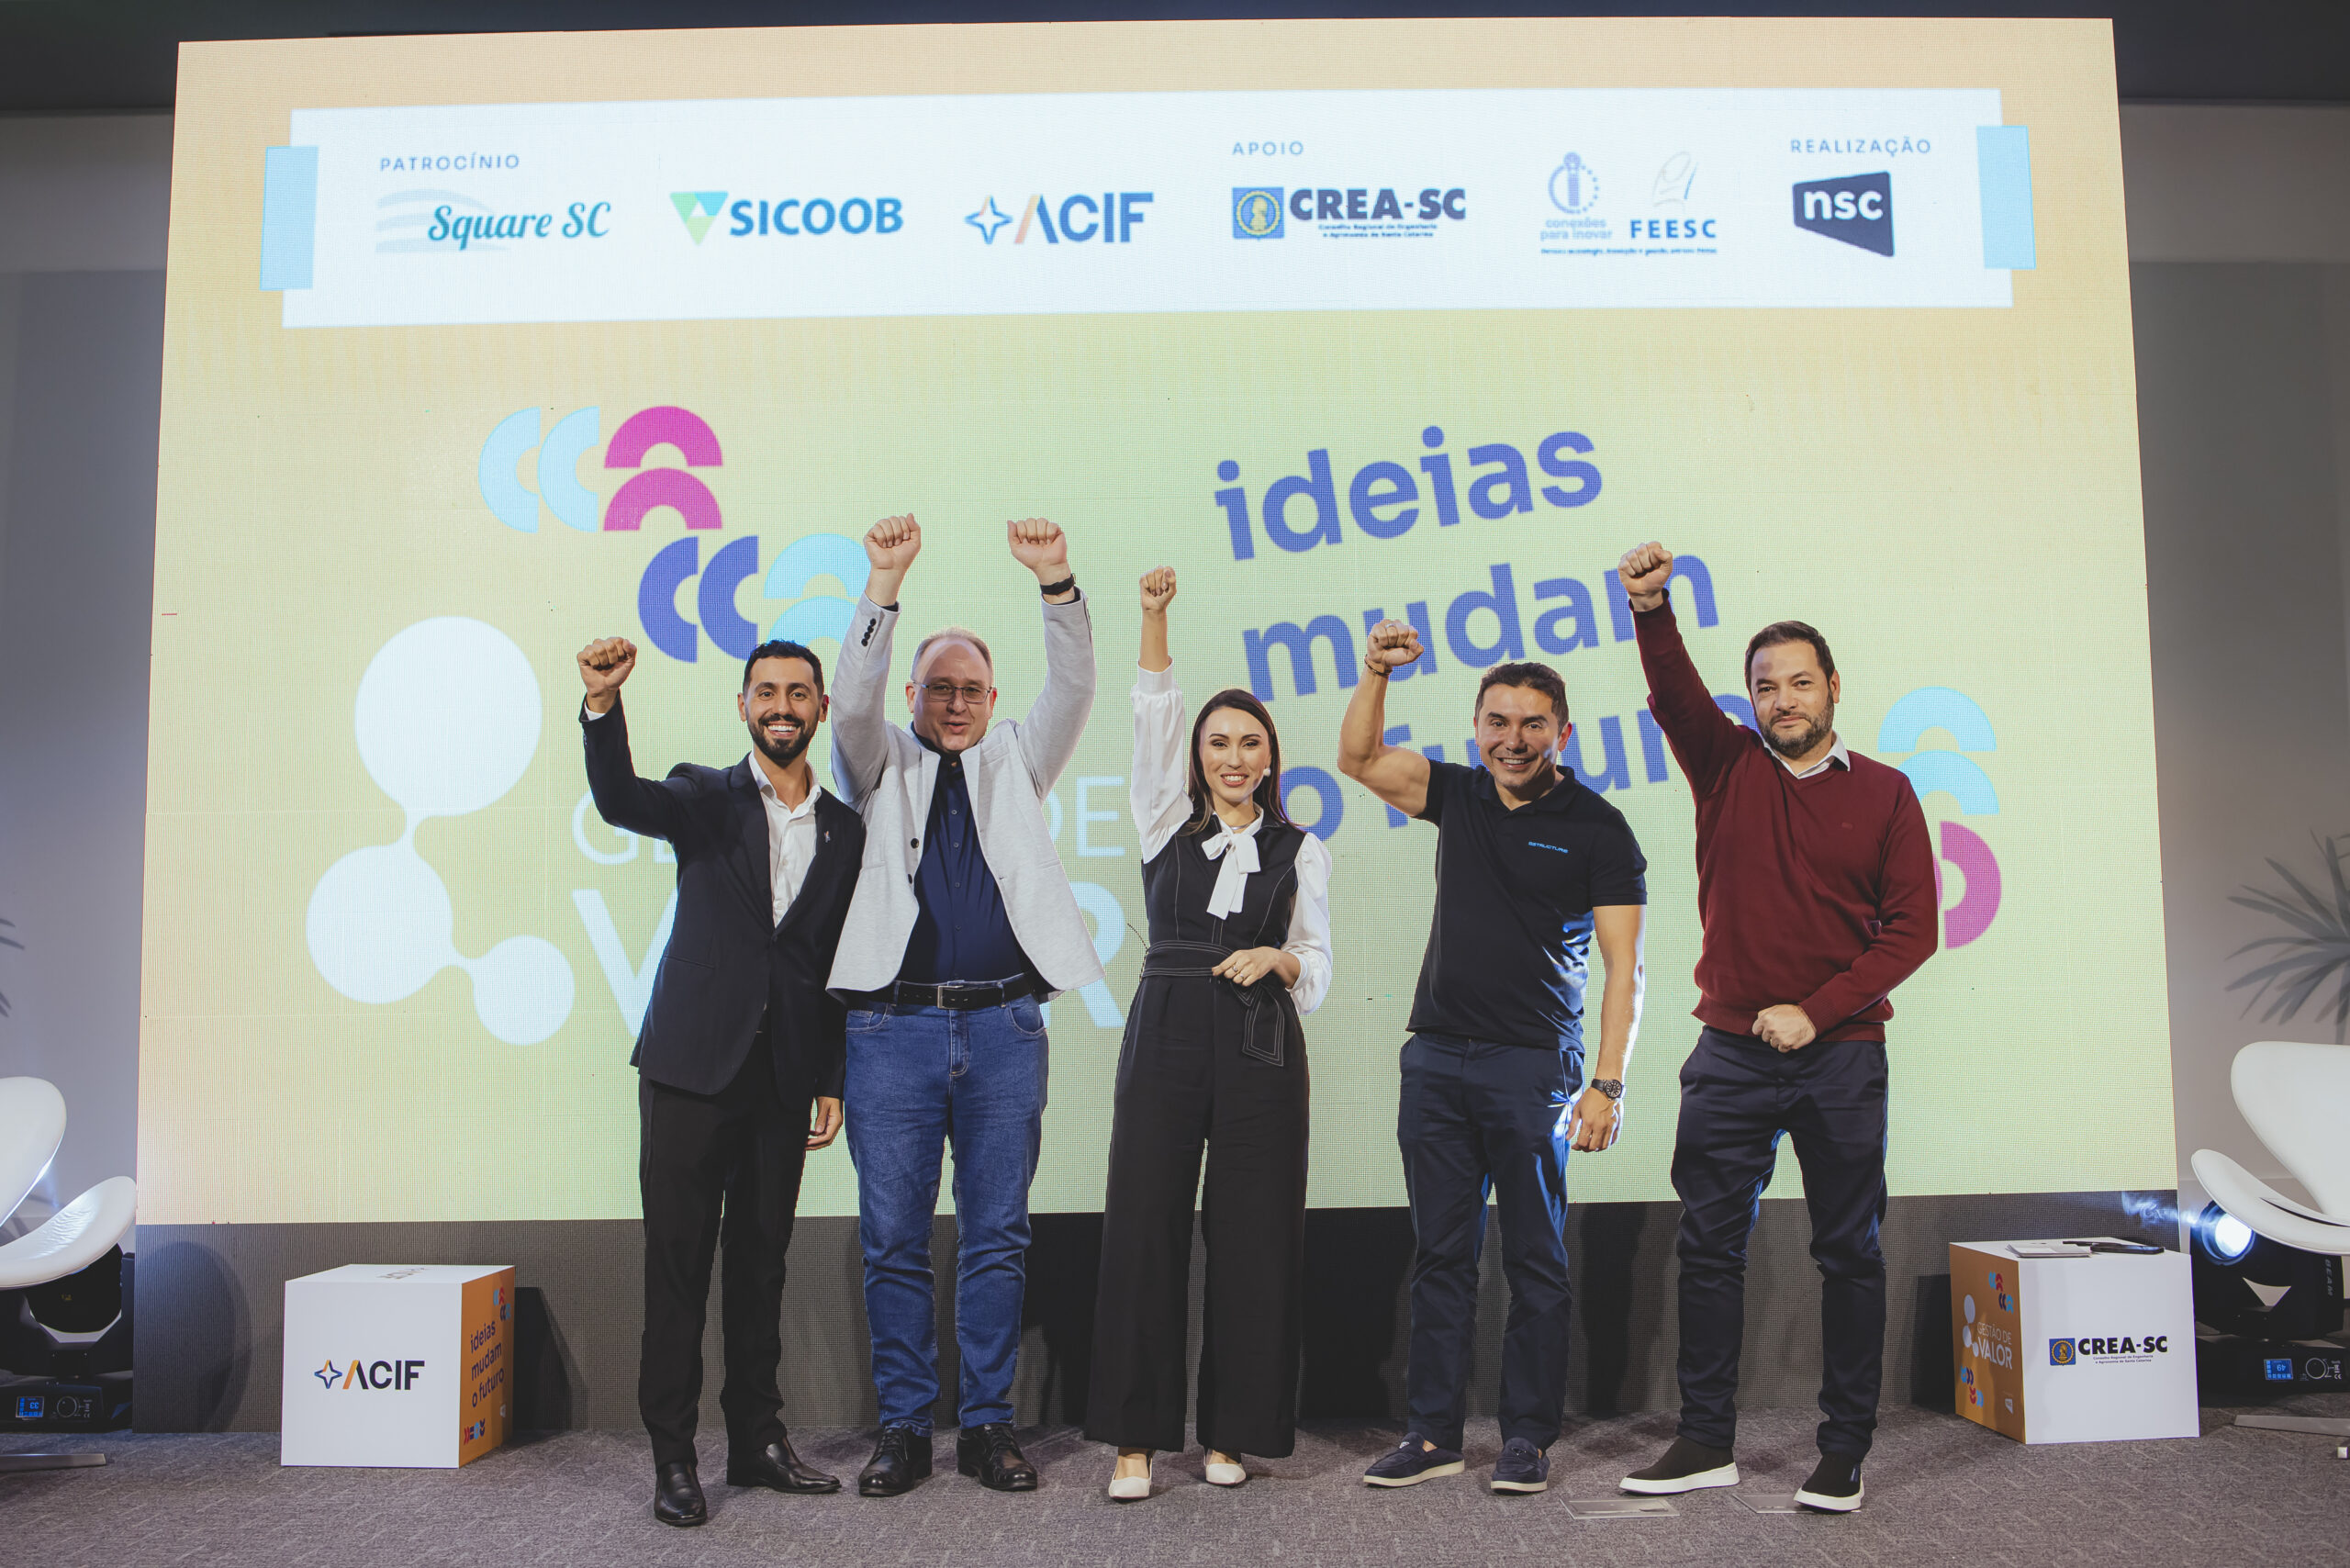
[1337,622,1649,1495]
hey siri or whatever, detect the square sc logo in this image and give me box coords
[1793,172,1893,256]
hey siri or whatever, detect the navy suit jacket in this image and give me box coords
[582,696,864,1099]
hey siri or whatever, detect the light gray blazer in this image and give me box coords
[823,590,1105,997]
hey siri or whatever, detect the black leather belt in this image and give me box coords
[855,973,1043,1012]
[1138,941,1288,1068]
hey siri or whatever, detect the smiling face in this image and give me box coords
[1197,705,1273,817]
[739,655,826,768]
[1474,681,1564,798]
[906,636,998,754]
[1748,641,1840,760]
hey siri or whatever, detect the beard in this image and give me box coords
[748,716,813,769]
[1762,703,1835,760]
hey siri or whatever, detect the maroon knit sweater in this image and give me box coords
[1634,599,1939,1042]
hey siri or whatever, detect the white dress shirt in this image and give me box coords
[1128,664,1334,1014]
[749,755,820,927]
[1779,734,1852,779]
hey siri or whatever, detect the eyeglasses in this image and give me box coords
[920,680,991,708]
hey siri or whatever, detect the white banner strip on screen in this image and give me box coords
[269,88,2020,327]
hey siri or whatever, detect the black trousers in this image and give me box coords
[1396,1032,1579,1451]
[638,1038,812,1468]
[1084,982,1310,1457]
[1671,1026,1889,1459]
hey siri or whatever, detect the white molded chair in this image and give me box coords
[0,1076,137,1475]
[2188,1042,2350,1256]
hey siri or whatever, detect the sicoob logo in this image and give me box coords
[1793,172,1893,256]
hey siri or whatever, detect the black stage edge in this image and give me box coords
[134,1191,2173,1433]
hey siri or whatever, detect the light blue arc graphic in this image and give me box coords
[762,532,870,604]
[1977,125,2037,271]
[538,406,601,532]
[1899,752,1999,815]
[477,408,541,532]
[260,145,319,291]
[1877,687,1996,754]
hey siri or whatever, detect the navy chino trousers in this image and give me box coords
[1397,1031,1580,1452]
[1671,1025,1890,1460]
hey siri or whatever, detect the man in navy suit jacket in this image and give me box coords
[580,633,867,1528]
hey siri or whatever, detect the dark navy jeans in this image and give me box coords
[1396,1031,1580,1452]
[845,996,1048,1432]
[1671,1026,1889,1460]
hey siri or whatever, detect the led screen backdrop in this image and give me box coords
[140,19,2169,1223]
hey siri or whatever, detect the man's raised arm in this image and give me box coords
[1619,542,1744,797]
[577,635,697,842]
[1007,518,1095,795]
[1336,619,1434,819]
[831,515,919,805]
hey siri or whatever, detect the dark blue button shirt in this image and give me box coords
[899,739,1034,985]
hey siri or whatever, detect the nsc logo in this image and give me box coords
[1793,172,1893,256]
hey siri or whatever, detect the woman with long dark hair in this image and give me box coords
[1085,566,1333,1499]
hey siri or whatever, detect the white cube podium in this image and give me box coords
[281,1264,516,1468]
[1949,1240,2199,1445]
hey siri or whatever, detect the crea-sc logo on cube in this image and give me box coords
[1793,171,1893,256]
[314,1357,426,1392]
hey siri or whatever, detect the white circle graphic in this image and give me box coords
[466,935,576,1046]
[306,844,456,1003]
[354,617,542,818]
[1964,1294,1977,1324]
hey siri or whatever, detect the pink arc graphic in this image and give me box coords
[603,405,723,531]
[1936,820,2002,948]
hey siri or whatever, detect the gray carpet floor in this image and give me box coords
[7,1399,2347,1568]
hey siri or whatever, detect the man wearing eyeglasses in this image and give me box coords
[828,514,1103,1497]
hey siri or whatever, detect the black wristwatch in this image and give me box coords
[1590,1079,1624,1101]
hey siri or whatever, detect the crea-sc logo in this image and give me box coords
[2051,1334,2172,1365]
[1231,185,1466,239]
[475,403,868,666]
[1793,172,1894,256]
[966,192,1154,245]
[669,190,904,245]
[314,1357,426,1392]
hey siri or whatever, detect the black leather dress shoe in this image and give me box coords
[956,1423,1039,1493]
[857,1426,934,1497]
[728,1435,841,1495]
[654,1461,708,1527]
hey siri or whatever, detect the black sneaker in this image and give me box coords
[1489,1438,1549,1494]
[1619,1436,1740,1495]
[1794,1452,1863,1512]
[1361,1433,1466,1487]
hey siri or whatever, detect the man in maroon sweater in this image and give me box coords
[1612,541,1937,1514]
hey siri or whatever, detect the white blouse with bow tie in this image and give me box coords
[1128,664,1335,1014]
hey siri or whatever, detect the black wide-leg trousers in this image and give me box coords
[638,1038,812,1469]
[1671,1026,1889,1460]
[1085,982,1310,1458]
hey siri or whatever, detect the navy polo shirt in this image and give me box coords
[898,737,1035,986]
[1409,760,1648,1052]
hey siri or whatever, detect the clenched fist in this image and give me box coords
[1364,619,1425,674]
[1617,542,1674,613]
[577,636,636,714]
[863,514,922,606]
[1139,566,1177,613]
[1007,517,1070,587]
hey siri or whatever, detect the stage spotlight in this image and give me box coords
[2193,1202,2255,1264]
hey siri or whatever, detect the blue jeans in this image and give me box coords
[1397,1032,1579,1451]
[845,997,1049,1431]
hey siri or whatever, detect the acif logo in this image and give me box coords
[316,1357,427,1391]
[670,191,727,245]
[968,192,1153,244]
[315,1360,341,1390]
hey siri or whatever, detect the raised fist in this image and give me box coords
[1365,619,1425,672]
[865,514,922,572]
[1617,542,1674,612]
[577,636,636,712]
[1007,517,1069,580]
[1139,566,1177,613]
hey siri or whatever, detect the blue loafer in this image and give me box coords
[1491,1438,1549,1494]
[1362,1434,1466,1487]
